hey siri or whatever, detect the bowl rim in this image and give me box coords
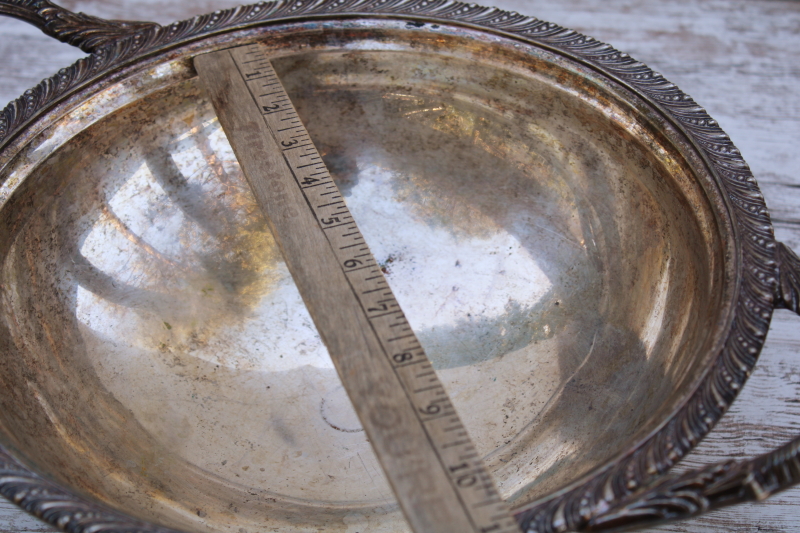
[0,1,778,532]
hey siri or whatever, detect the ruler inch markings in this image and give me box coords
[195,43,520,533]
[302,181,334,189]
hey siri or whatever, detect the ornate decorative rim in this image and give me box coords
[0,1,779,532]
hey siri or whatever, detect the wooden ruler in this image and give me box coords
[194,43,521,533]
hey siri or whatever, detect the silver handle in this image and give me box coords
[0,0,159,53]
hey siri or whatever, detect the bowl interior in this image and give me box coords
[0,20,730,533]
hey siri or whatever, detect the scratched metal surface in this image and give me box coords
[0,0,798,532]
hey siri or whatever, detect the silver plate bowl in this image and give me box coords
[0,2,798,533]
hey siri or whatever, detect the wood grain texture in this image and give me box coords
[0,0,799,532]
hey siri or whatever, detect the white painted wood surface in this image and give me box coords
[0,0,798,531]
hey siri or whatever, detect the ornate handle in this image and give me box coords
[0,0,160,53]
[568,242,800,532]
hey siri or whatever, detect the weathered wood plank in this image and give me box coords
[0,500,53,533]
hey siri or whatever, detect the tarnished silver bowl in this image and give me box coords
[0,1,798,532]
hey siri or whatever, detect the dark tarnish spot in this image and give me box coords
[379,254,397,274]
[272,418,299,445]
[406,21,425,28]
[319,146,360,196]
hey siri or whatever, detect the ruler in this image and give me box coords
[194,43,521,533]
